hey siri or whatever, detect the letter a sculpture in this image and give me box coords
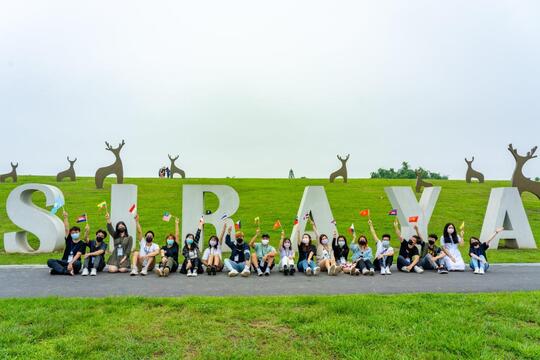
[168,154,186,179]
[56,157,77,182]
[465,157,485,183]
[329,154,349,183]
[0,162,18,183]
[95,140,125,189]
[415,170,433,193]
[508,144,540,199]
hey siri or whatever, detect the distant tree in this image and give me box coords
[370,162,448,180]
[536,177,540,182]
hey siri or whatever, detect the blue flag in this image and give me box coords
[50,197,64,215]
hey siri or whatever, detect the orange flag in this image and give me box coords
[359,209,370,217]
[408,216,419,223]
[273,220,282,230]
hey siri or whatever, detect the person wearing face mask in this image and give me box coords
[308,220,337,276]
[155,217,180,277]
[202,223,226,275]
[332,233,353,274]
[81,229,108,276]
[440,223,466,271]
[368,219,394,275]
[469,227,503,274]
[350,234,375,275]
[47,211,87,276]
[414,226,448,274]
[180,218,204,277]
[295,227,319,275]
[106,212,133,273]
[394,219,424,273]
[278,230,296,276]
[249,230,277,276]
[130,215,160,276]
[224,226,251,277]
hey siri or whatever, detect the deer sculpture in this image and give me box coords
[0,162,18,183]
[465,157,485,183]
[508,144,540,199]
[56,157,77,182]
[329,154,350,183]
[415,170,433,193]
[95,140,125,189]
[168,154,186,179]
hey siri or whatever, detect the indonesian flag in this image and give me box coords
[408,216,419,223]
[348,223,355,234]
[359,209,370,217]
[235,220,242,230]
[129,204,137,215]
[273,220,282,230]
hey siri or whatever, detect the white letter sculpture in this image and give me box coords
[385,186,441,241]
[4,184,65,253]
[291,186,337,247]
[479,187,536,249]
[109,184,138,251]
[182,185,240,250]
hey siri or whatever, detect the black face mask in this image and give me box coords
[359,241,367,246]
[236,238,243,245]
[428,240,435,246]
[472,242,479,247]
[408,240,414,246]
[146,236,153,243]
[96,237,104,242]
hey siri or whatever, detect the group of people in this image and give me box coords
[47,211,503,278]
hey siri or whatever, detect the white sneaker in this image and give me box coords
[81,268,89,276]
[473,268,479,274]
[140,267,148,276]
[193,271,198,277]
[362,268,369,275]
[257,268,263,277]
[90,268,97,276]
[130,268,139,276]
[187,270,193,277]
[385,267,392,275]
[413,266,424,273]
[241,267,251,277]
[401,266,410,272]
[380,268,386,275]
[228,269,239,277]
[479,267,485,275]
[305,267,312,276]
[329,264,337,276]
[313,267,320,276]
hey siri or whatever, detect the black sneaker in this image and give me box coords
[290,268,295,276]
[211,266,217,276]
[438,268,448,274]
[284,265,289,276]
[206,266,212,275]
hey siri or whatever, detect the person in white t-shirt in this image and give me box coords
[202,223,226,275]
[130,215,160,276]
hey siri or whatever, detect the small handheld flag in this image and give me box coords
[235,220,242,230]
[293,216,299,225]
[309,211,314,222]
[330,219,337,225]
[460,221,465,231]
[348,223,355,234]
[97,201,107,209]
[254,216,260,225]
[408,216,419,223]
[129,204,137,215]
[50,197,64,215]
[388,209,398,216]
[76,214,88,223]
[162,212,172,222]
[220,214,228,220]
[273,220,282,230]
[359,209,370,217]
[302,211,310,221]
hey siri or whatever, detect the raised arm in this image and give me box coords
[249,228,260,248]
[135,215,142,240]
[84,223,90,242]
[105,212,117,238]
[194,217,204,244]
[393,219,404,242]
[62,210,70,237]
[368,219,379,242]
[485,227,504,245]
[218,223,226,244]
[310,219,320,239]
[279,229,285,248]
[225,227,234,248]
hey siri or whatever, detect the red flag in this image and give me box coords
[293,216,299,225]
[235,220,242,230]
[348,223,355,234]
[408,216,419,223]
[273,220,282,230]
[359,209,370,217]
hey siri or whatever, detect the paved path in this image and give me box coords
[1,264,539,298]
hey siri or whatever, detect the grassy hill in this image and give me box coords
[0,176,539,264]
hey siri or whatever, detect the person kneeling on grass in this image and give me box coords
[131,215,160,276]
[202,223,226,276]
[180,218,204,277]
[106,212,133,273]
[278,231,296,276]
[350,234,375,276]
[47,211,87,276]
[368,219,394,275]
[394,220,423,273]
[250,230,277,276]
[82,228,108,276]
[224,227,251,277]
[155,217,180,277]
[469,227,503,275]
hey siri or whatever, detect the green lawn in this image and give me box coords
[0,292,539,359]
[0,176,539,264]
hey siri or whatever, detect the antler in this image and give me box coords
[118,139,126,150]
[526,146,538,160]
[345,154,350,161]
[67,156,77,163]
[168,154,179,161]
[11,162,18,168]
[105,141,113,151]
[508,144,518,160]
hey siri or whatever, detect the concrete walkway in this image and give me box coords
[1,264,539,298]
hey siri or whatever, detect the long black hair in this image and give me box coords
[300,233,312,252]
[443,223,459,244]
[115,221,128,237]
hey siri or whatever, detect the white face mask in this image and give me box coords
[448,228,455,234]
[261,239,269,246]
[321,239,328,245]
[302,237,309,244]
[209,240,217,246]
[382,240,390,249]
[284,242,291,248]
[338,241,346,247]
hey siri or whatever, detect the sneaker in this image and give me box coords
[155,268,163,277]
[385,267,392,275]
[313,267,320,276]
[264,268,271,276]
[206,266,212,275]
[479,267,485,275]
[211,266,217,276]
[369,268,375,276]
[193,271,198,277]
[140,267,148,276]
[438,268,448,274]
[163,267,170,277]
[241,267,251,277]
[90,268,97,276]
[228,269,239,277]
[362,268,369,275]
[290,267,295,276]
[380,268,386,275]
[401,266,410,273]
[305,267,312,276]
[130,268,139,276]
[283,265,289,276]
[473,268,479,274]
[257,268,263,277]
[354,268,360,276]
[329,264,337,276]
[81,268,89,276]
[413,266,424,274]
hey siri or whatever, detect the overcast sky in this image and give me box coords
[1,1,539,180]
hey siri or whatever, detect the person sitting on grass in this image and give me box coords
[106,212,133,273]
[223,227,251,277]
[440,223,466,271]
[202,223,226,276]
[278,230,296,276]
[250,230,277,276]
[332,232,353,274]
[311,219,338,276]
[155,217,180,277]
[82,228,108,276]
[47,211,87,276]
[394,220,424,273]
[296,228,319,276]
[130,215,160,276]
[180,218,204,277]
[413,226,448,274]
[350,234,375,276]
[469,227,503,275]
[368,219,394,275]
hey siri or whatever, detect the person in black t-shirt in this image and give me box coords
[469,227,503,275]
[394,220,423,273]
[47,211,87,276]
[156,217,181,277]
[81,228,108,276]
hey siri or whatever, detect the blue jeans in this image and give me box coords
[297,259,316,272]
[469,256,489,271]
[224,259,246,272]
